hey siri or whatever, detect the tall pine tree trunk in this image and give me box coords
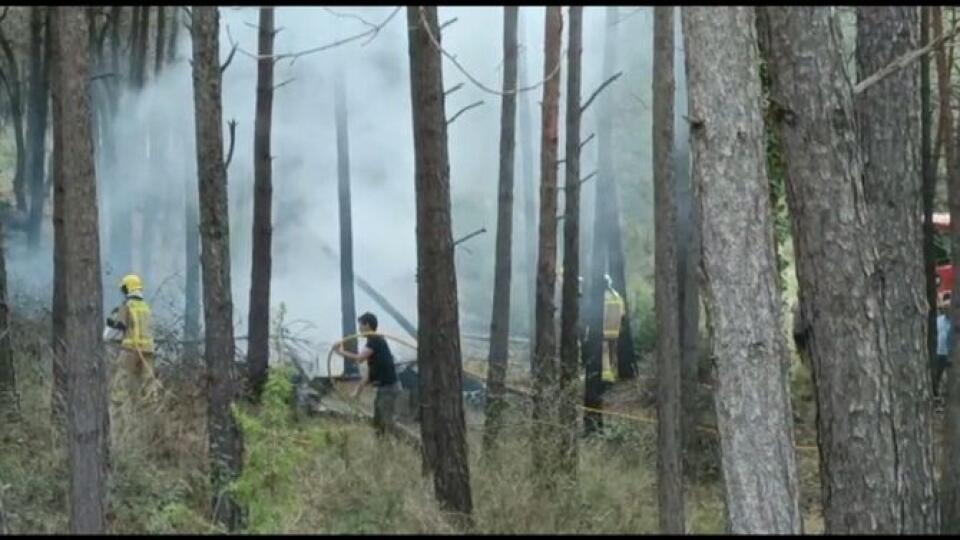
[761,6,901,533]
[517,10,537,369]
[247,6,275,401]
[683,7,801,532]
[407,5,473,522]
[154,5,166,75]
[558,5,583,476]
[582,5,619,436]
[334,70,358,372]
[928,8,945,386]
[532,5,563,484]
[190,6,244,530]
[673,13,699,458]
[0,210,14,417]
[26,6,50,249]
[653,5,684,534]
[856,6,937,533]
[51,7,110,532]
[483,5,518,453]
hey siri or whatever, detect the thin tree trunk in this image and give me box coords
[683,7,802,532]
[51,7,110,532]
[0,210,15,418]
[761,6,901,533]
[930,8,949,385]
[154,5,166,76]
[532,5,563,485]
[190,6,244,531]
[50,29,66,424]
[583,5,619,436]
[127,6,142,87]
[856,7,937,533]
[0,26,26,213]
[247,6,275,401]
[558,5,583,477]
[406,5,473,523]
[26,6,50,249]
[673,13,699,462]
[184,171,201,365]
[135,6,149,88]
[653,5,684,534]
[517,11,537,372]
[168,6,179,64]
[334,70,358,373]
[483,5,518,454]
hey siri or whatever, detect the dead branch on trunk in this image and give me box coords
[440,17,458,31]
[447,100,484,125]
[220,42,239,74]
[224,119,237,169]
[444,82,464,96]
[273,77,295,91]
[578,132,595,151]
[854,23,960,95]
[580,71,623,114]
[418,6,561,97]
[453,227,487,247]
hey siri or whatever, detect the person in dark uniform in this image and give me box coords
[334,312,399,435]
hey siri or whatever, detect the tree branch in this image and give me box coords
[447,100,484,125]
[439,17,458,32]
[220,42,239,74]
[578,133,596,152]
[564,170,598,191]
[89,72,116,83]
[228,7,401,65]
[580,71,623,114]
[224,119,237,169]
[854,24,960,95]
[418,6,562,97]
[273,77,295,91]
[444,82,464,97]
[453,227,487,247]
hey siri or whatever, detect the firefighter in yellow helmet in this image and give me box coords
[106,273,156,411]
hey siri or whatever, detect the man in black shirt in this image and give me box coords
[334,312,400,435]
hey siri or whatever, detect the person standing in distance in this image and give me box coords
[334,312,400,435]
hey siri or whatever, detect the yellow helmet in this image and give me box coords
[120,274,144,294]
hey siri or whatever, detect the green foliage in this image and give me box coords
[759,56,793,294]
[630,283,657,357]
[230,364,324,533]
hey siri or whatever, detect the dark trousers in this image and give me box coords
[934,355,951,397]
[373,383,400,436]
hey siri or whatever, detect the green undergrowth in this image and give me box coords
[0,308,730,534]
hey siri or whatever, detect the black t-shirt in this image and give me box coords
[365,334,397,386]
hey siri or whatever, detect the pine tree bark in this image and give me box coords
[190,6,244,531]
[154,5,166,76]
[483,5,518,454]
[582,5,619,436]
[532,5,563,484]
[51,7,110,532]
[653,5,684,534]
[247,6,275,401]
[26,6,50,249]
[0,211,15,418]
[517,10,537,369]
[558,5,583,475]
[406,5,473,522]
[673,14,699,459]
[855,7,937,533]
[0,23,27,213]
[683,7,802,532]
[334,70,358,371]
[760,6,903,533]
